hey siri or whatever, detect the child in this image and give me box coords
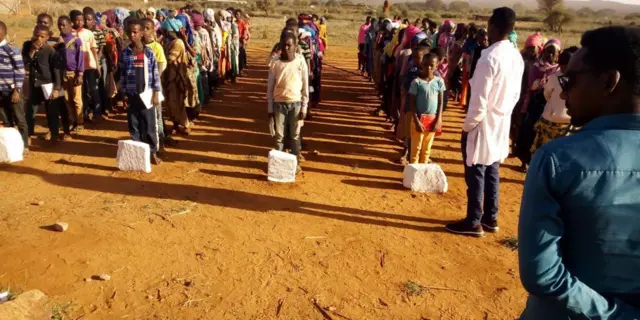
[408,52,445,164]
[119,19,162,165]
[0,21,28,152]
[431,47,448,111]
[57,16,84,135]
[142,18,167,153]
[70,10,99,126]
[267,31,308,172]
[83,7,108,119]
[36,13,59,46]
[23,25,69,142]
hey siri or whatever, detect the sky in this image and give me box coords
[571,0,639,3]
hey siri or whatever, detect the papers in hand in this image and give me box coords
[139,89,164,109]
[41,83,54,100]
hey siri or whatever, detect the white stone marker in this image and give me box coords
[402,163,448,193]
[0,127,24,163]
[268,149,297,183]
[117,140,151,173]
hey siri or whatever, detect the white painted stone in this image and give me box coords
[268,150,297,183]
[402,163,448,193]
[53,222,68,232]
[0,128,24,163]
[117,140,151,173]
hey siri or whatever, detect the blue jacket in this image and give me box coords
[518,114,640,319]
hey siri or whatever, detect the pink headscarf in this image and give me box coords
[191,12,205,28]
[401,25,420,48]
[525,32,544,53]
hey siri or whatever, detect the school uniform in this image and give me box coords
[119,46,160,154]
[0,40,28,147]
[22,40,68,138]
[58,34,84,130]
[408,76,445,164]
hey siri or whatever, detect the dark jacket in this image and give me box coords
[22,41,62,90]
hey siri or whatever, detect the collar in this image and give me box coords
[0,39,6,47]
[582,114,640,131]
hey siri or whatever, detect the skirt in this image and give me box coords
[530,118,572,155]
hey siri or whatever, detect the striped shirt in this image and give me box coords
[118,46,160,95]
[92,27,106,51]
[0,42,26,93]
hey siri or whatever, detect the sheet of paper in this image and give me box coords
[139,89,154,109]
[41,83,53,100]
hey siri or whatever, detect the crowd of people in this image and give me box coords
[0,5,252,164]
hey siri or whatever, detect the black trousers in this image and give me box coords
[461,133,500,226]
[82,69,102,119]
[25,85,45,136]
[46,97,70,137]
[0,90,28,147]
[239,45,247,73]
[127,94,158,154]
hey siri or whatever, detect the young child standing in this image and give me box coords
[0,21,28,151]
[142,18,167,153]
[70,10,99,126]
[57,16,84,135]
[267,31,308,172]
[22,25,69,142]
[408,52,445,164]
[118,20,162,165]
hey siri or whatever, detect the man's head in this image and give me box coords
[126,19,143,44]
[428,20,437,33]
[70,10,84,30]
[561,27,640,126]
[412,41,431,65]
[234,9,243,20]
[141,18,155,43]
[488,7,516,45]
[476,28,489,48]
[0,21,6,42]
[280,31,297,61]
[431,47,446,63]
[421,52,439,78]
[286,18,298,30]
[58,16,73,35]
[558,46,579,72]
[32,25,49,45]
[311,14,319,23]
[365,16,371,25]
[36,13,53,29]
[83,8,96,30]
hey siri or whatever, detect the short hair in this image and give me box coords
[286,18,297,28]
[235,9,243,15]
[37,13,53,22]
[417,39,431,51]
[558,46,579,65]
[421,18,429,24]
[34,25,49,34]
[70,10,83,21]
[280,30,297,45]
[58,15,71,24]
[489,7,516,35]
[581,26,640,95]
[0,21,6,33]
[366,16,371,22]
[82,7,95,15]
[141,18,154,28]
[127,19,143,32]
[423,52,439,63]
[312,14,319,20]
[428,20,438,29]
[431,47,446,61]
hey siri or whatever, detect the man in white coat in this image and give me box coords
[446,7,524,237]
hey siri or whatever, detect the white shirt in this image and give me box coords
[541,71,571,124]
[463,40,524,167]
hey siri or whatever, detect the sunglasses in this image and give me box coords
[558,68,592,92]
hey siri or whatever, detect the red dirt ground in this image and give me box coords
[0,46,529,319]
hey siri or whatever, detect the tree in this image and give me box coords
[544,9,574,32]
[425,0,445,11]
[537,0,563,15]
[596,9,616,18]
[449,1,471,12]
[256,0,276,15]
[513,2,526,13]
[576,7,595,17]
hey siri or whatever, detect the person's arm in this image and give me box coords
[300,58,309,117]
[75,40,85,75]
[50,50,62,92]
[544,75,555,102]
[266,64,275,115]
[434,90,444,132]
[519,150,640,319]
[89,33,100,70]
[150,52,160,105]
[12,47,25,102]
[408,80,424,132]
[118,50,126,97]
[462,57,493,133]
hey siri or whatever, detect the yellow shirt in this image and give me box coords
[146,41,167,64]
[267,54,310,113]
[74,29,97,70]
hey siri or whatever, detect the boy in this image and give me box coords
[0,21,28,151]
[36,13,59,46]
[57,16,84,135]
[23,25,69,142]
[118,19,162,165]
[70,10,100,126]
[234,9,249,76]
[408,52,445,164]
[142,18,167,153]
[83,7,108,119]
[267,32,308,172]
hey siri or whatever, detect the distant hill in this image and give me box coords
[382,0,640,13]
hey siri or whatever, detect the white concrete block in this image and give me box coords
[117,140,151,173]
[402,163,448,193]
[0,128,24,163]
[268,149,297,183]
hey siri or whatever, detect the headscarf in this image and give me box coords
[161,18,183,32]
[412,32,428,47]
[176,13,194,45]
[204,8,216,23]
[157,8,168,18]
[103,9,117,28]
[135,9,146,19]
[147,7,156,15]
[191,12,205,28]
[442,19,455,34]
[438,20,455,49]
[544,38,561,52]
[401,25,420,48]
[114,7,129,28]
[525,32,544,53]
[320,17,326,24]
[508,30,518,48]
[95,12,103,26]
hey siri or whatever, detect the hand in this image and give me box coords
[299,112,307,120]
[268,112,274,119]
[151,92,159,106]
[51,89,60,100]
[433,118,442,133]
[414,114,425,132]
[10,90,20,103]
[74,74,83,86]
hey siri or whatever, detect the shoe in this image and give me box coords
[151,153,162,165]
[481,219,500,233]
[445,220,484,237]
[38,132,52,141]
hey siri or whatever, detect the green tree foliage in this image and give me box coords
[544,9,575,32]
[449,1,471,13]
[425,0,446,11]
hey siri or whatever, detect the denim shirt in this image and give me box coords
[518,114,640,319]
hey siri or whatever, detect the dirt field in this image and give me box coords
[0,42,529,319]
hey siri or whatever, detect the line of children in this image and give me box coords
[0,21,28,152]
